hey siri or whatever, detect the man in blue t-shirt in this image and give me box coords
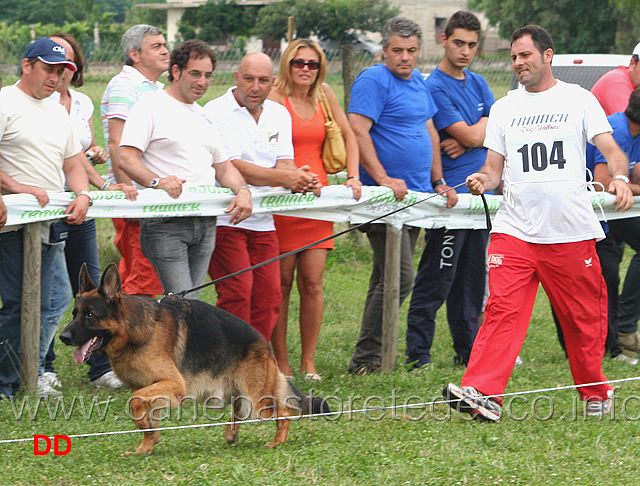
[405,10,494,370]
[347,16,456,375]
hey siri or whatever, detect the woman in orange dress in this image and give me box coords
[269,39,361,381]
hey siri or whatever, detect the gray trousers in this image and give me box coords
[349,224,420,368]
[140,216,217,299]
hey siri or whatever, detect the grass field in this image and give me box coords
[1,229,639,485]
[2,72,640,484]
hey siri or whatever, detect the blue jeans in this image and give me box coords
[45,219,112,381]
[41,259,72,375]
[64,219,101,295]
[0,228,71,397]
[140,216,217,299]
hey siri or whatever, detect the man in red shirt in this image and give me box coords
[592,43,640,115]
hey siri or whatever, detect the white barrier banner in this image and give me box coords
[2,185,638,232]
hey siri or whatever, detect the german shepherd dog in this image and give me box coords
[60,263,328,454]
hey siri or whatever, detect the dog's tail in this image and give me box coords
[287,383,330,416]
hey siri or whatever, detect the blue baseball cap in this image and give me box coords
[24,37,77,72]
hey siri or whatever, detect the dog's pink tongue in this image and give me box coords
[73,340,93,364]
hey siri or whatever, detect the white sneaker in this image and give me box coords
[91,371,123,389]
[41,371,62,389]
[585,398,612,416]
[515,356,523,366]
[37,376,62,398]
[443,383,502,422]
[612,354,639,365]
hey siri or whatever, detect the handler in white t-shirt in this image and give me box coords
[119,39,252,298]
[203,52,319,340]
[444,25,634,421]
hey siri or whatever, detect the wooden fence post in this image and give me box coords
[287,17,295,43]
[341,44,355,111]
[381,224,401,371]
[20,222,41,394]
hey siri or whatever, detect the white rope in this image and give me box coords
[2,375,640,445]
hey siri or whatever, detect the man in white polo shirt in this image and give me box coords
[204,52,319,340]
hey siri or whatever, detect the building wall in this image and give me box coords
[160,1,510,57]
[391,0,468,57]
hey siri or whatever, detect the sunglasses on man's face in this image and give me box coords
[290,58,321,70]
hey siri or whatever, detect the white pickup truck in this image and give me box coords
[511,53,631,90]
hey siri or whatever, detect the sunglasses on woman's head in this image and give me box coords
[290,58,321,70]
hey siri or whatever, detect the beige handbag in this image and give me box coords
[319,89,347,174]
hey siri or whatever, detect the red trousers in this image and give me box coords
[209,227,281,341]
[112,218,163,296]
[462,233,612,403]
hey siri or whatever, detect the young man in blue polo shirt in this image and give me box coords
[405,11,494,370]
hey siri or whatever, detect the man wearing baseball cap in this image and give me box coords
[0,36,91,399]
[592,42,640,116]
[24,36,77,73]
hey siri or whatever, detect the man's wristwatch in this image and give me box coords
[150,178,160,189]
[613,174,630,184]
[432,178,447,189]
[76,191,93,206]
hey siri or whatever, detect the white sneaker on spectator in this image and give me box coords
[612,354,639,365]
[41,371,62,389]
[37,376,62,398]
[91,371,123,389]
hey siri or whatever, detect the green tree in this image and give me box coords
[93,0,131,24]
[255,0,400,45]
[254,0,323,41]
[470,0,617,53]
[0,0,131,25]
[127,0,168,28]
[178,0,259,44]
[611,0,640,53]
[80,0,95,22]
[0,0,86,25]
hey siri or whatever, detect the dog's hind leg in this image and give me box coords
[223,412,240,445]
[232,343,294,447]
[224,390,261,444]
[223,393,251,444]
[266,414,290,449]
[256,373,292,448]
[127,378,186,454]
[257,393,291,448]
[223,422,239,445]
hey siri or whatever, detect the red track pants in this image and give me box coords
[462,233,612,403]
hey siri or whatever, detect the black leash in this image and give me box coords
[480,193,493,232]
[176,182,491,298]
